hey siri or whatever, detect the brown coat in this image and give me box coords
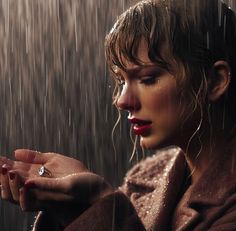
[33,146,236,231]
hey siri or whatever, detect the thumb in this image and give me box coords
[14,149,49,164]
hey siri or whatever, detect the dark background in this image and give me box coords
[0,0,235,230]
[0,0,139,230]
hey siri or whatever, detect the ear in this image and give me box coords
[208,61,231,102]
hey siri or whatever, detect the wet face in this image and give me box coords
[115,40,183,149]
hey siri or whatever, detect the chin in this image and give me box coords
[140,136,165,150]
[140,134,177,150]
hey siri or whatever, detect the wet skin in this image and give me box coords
[115,40,183,150]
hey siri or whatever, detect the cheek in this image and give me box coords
[147,85,180,116]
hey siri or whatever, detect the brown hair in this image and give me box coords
[105,0,236,132]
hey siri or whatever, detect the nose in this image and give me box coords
[116,85,141,112]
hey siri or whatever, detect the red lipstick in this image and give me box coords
[128,118,152,135]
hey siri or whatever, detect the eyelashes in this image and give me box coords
[139,75,158,85]
[113,68,164,87]
[115,75,159,87]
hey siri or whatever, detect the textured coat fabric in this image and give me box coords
[33,146,236,231]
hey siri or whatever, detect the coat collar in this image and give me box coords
[166,148,236,231]
[170,149,236,231]
[188,151,236,208]
[160,148,236,208]
[125,146,236,230]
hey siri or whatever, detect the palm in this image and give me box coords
[41,154,87,178]
[0,149,112,227]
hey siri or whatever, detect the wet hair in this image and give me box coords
[105,0,236,134]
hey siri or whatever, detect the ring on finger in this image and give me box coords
[38,166,52,177]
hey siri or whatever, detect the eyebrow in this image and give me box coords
[115,65,157,75]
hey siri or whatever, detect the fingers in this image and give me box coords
[0,156,13,167]
[24,177,71,194]
[0,165,26,204]
[18,173,112,212]
[19,186,73,212]
[19,187,32,211]
[14,149,49,164]
[24,173,113,203]
[8,170,26,202]
[1,165,13,201]
[0,155,40,180]
[8,172,20,201]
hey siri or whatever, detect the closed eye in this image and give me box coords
[139,76,158,85]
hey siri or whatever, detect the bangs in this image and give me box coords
[105,0,171,73]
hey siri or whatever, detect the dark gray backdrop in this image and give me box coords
[0,1,139,230]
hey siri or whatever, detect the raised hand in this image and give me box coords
[0,149,88,203]
[21,172,112,211]
[0,149,113,227]
[14,149,88,177]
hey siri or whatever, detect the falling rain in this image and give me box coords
[0,0,235,230]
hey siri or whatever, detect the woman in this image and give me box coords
[1,0,236,230]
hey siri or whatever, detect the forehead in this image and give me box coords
[117,39,153,72]
[113,38,173,74]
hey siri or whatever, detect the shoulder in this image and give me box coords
[121,146,185,195]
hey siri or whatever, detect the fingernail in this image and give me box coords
[2,167,8,175]
[24,182,36,189]
[9,172,15,180]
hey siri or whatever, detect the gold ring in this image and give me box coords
[38,166,52,177]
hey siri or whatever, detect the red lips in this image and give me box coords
[128,117,152,135]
